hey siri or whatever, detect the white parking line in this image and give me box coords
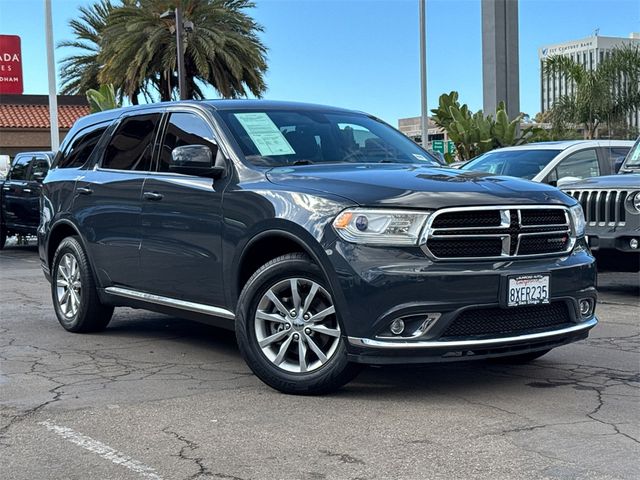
[39,420,163,480]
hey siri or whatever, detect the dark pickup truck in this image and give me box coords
[0,151,53,249]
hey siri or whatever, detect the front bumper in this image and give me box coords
[326,238,598,364]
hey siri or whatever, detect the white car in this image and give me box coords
[459,140,634,186]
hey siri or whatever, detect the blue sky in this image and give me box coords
[1,0,639,125]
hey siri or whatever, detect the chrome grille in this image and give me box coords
[564,189,627,226]
[423,206,573,260]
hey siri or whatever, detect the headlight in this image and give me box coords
[569,204,586,237]
[333,208,431,246]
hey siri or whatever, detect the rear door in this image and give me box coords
[140,108,227,306]
[2,154,31,230]
[73,112,162,289]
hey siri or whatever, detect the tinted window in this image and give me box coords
[9,156,29,180]
[57,124,108,169]
[102,114,160,171]
[462,149,561,180]
[28,157,49,180]
[218,109,440,168]
[158,112,217,172]
[556,149,600,180]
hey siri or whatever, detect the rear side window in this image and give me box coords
[101,114,161,171]
[57,124,108,169]
[9,156,29,180]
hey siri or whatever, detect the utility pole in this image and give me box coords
[419,0,428,148]
[44,0,59,150]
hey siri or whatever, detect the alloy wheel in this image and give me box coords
[254,277,341,373]
[56,253,82,318]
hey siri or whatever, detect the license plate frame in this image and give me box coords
[506,274,550,307]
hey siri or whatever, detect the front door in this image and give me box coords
[140,110,226,307]
[24,155,50,231]
[2,154,31,231]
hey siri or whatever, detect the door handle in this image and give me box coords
[77,186,93,195]
[143,191,163,201]
[2,187,9,191]
[23,188,32,193]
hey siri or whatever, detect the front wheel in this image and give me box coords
[236,253,361,395]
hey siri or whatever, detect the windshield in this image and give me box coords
[461,149,561,180]
[217,109,441,168]
[623,138,640,168]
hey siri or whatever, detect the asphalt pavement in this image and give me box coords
[1,243,638,479]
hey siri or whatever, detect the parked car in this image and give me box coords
[39,101,597,394]
[459,140,634,186]
[0,151,53,249]
[561,137,640,272]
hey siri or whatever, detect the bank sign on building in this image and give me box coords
[0,35,24,94]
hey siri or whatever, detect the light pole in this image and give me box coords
[44,0,59,150]
[419,0,428,148]
[160,7,188,100]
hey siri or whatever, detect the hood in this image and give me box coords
[266,164,572,209]
[560,174,640,190]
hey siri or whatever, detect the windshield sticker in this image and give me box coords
[413,154,428,161]
[234,113,296,156]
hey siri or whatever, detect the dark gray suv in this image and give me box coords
[39,100,597,394]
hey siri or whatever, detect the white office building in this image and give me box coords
[538,33,640,130]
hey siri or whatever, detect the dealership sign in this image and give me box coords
[0,35,24,94]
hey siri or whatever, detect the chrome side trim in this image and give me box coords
[348,317,597,349]
[105,287,235,320]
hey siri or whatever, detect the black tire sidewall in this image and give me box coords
[236,254,356,394]
[51,237,95,332]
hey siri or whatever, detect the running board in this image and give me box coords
[105,286,235,320]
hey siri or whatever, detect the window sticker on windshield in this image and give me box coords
[413,154,427,161]
[234,113,296,156]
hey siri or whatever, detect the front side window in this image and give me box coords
[101,114,161,171]
[218,109,440,168]
[622,139,640,168]
[158,112,218,172]
[9,156,29,180]
[56,123,108,169]
[28,157,49,180]
[462,149,561,180]
[556,149,600,180]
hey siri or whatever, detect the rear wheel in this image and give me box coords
[489,349,551,364]
[51,236,114,332]
[236,253,361,394]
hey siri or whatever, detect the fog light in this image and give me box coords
[630,238,638,250]
[579,299,592,317]
[390,318,405,335]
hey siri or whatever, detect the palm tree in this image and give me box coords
[58,0,115,95]
[543,45,640,138]
[98,0,267,102]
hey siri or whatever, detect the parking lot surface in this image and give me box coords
[1,243,639,479]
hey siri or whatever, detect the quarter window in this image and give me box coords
[556,149,600,180]
[56,124,108,169]
[158,112,217,172]
[102,114,161,171]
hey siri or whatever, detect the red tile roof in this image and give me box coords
[0,103,91,129]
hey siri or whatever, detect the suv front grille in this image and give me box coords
[423,206,573,260]
[563,189,629,226]
[441,302,572,339]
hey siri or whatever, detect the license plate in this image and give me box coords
[507,274,550,307]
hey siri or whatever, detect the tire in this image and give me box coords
[51,236,114,333]
[488,349,551,364]
[236,253,361,395]
[0,221,6,250]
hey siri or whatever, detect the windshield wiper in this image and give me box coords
[291,159,314,166]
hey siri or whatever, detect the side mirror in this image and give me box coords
[32,171,47,182]
[556,176,582,187]
[169,144,224,178]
